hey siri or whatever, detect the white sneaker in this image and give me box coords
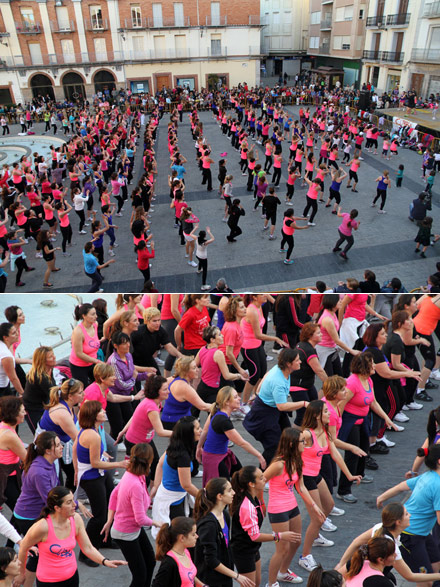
[228,440,234,448]
[265,583,280,587]
[431,369,440,380]
[313,533,334,547]
[298,554,318,572]
[78,230,87,235]
[277,570,303,584]
[394,412,409,423]
[117,443,126,451]
[189,261,198,267]
[266,355,274,361]
[393,423,405,432]
[406,401,423,410]
[401,404,410,411]
[380,435,396,448]
[230,409,245,421]
[321,518,337,532]
[330,506,345,516]
[240,404,251,415]
[109,250,115,257]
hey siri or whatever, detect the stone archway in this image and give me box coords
[30,74,55,100]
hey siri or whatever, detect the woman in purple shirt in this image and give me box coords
[106,331,155,441]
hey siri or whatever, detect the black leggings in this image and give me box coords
[334,229,354,254]
[80,473,114,549]
[264,155,273,172]
[37,571,79,587]
[241,345,267,385]
[75,209,86,232]
[272,167,281,186]
[303,196,318,223]
[60,224,72,252]
[15,256,30,285]
[106,399,134,440]
[196,256,208,284]
[115,529,156,587]
[69,362,95,388]
[280,231,294,260]
[373,189,387,210]
[161,318,179,372]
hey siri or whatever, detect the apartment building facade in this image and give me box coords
[0,0,262,105]
[307,0,368,89]
[260,0,309,79]
[409,0,440,98]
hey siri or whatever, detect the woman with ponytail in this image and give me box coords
[230,466,300,587]
[377,444,440,576]
[196,386,265,486]
[0,396,26,512]
[264,428,325,586]
[193,477,248,587]
[153,517,202,586]
[101,443,160,587]
[307,566,344,587]
[344,537,396,586]
[37,378,84,490]
[337,502,440,584]
[17,486,127,587]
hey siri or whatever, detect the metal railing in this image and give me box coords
[50,20,76,32]
[319,45,330,54]
[411,47,440,62]
[120,15,260,28]
[15,22,41,33]
[366,15,385,27]
[84,19,108,31]
[381,51,403,63]
[363,50,381,59]
[423,1,440,17]
[386,13,410,26]
[320,17,332,29]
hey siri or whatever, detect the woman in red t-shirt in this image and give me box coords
[174,295,211,358]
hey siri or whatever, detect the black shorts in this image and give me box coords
[349,170,358,182]
[400,533,440,574]
[303,473,323,491]
[329,188,341,203]
[233,549,261,574]
[266,211,277,226]
[46,217,56,227]
[241,345,267,385]
[268,506,300,524]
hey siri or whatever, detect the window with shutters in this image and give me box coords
[93,37,107,60]
[28,43,43,65]
[56,7,70,30]
[211,33,221,55]
[131,6,142,27]
[61,39,75,63]
[152,4,163,27]
[90,6,104,29]
[174,3,184,26]
[211,2,220,25]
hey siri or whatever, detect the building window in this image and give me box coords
[335,6,353,21]
[333,35,351,49]
[56,7,70,30]
[359,9,364,19]
[131,5,142,27]
[132,35,144,54]
[174,34,186,56]
[211,33,221,54]
[429,26,440,49]
[20,8,35,26]
[211,2,220,25]
[174,3,184,26]
[93,37,107,60]
[90,6,104,29]
[310,11,321,25]
[61,39,75,63]
[28,42,43,65]
[309,36,319,48]
[152,3,163,27]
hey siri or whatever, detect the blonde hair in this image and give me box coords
[27,346,53,384]
[93,363,115,383]
[45,378,83,409]
[174,356,195,377]
[143,307,161,322]
[322,375,346,400]
[211,386,235,416]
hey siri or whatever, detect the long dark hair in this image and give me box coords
[155,517,195,561]
[194,477,229,521]
[271,427,302,480]
[166,416,197,461]
[302,400,332,441]
[230,465,257,516]
[426,407,440,445]
[346,537,394,579]
[40,486,71,519]
[23,431,57,474]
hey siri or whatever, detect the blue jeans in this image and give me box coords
[85,270,103,292]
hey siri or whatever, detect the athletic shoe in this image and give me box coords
[109,250,115,257]
[330,506,345,516]
[307,222,316,226]
[313,534,334,547]
[266,355,274,361]
[184,253,189,258]
[406,401,423,410]
[117,443,126,451]
[321,518,337,532]
[230,409,245,421]
[393,424,405,432]
[277,570,303,584]
[401,404,410,411]
[240,404,251,415]
[369,442,389,454]
[266,582,280,587]
[361,475,374,484]
[336,493,357,503]
[156,358,165,366]
[365,456,378,470]
[394,412,409,423]
[425,380,438,389]
[298,555,318,572]
[279,248,286,253]
[269,235,277,240]
[431,369,440,380]
[284,259,294,264]
[417,390,434,402]
[188,261,197,267]
[201,285,211,291]
[78,230,87,234]
[380,435,396,448]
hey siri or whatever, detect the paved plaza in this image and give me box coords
[0,105,439,293]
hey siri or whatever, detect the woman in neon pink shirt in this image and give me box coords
[54,201,72,256]
[264,427,325,585]
[336,353,399,504]
[303,177,321,226]
[17,486,126,587]
[333,207,359,260]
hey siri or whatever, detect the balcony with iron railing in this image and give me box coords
[84,19,108,31]
[50,20,76,33]
[121,14,259,29]
[363,50,381,60]
[0,46,263,69]
[320,16,332,30]
[0,31,9,37]
[411,47,440,62]
[381,51,403,63]
[15,22,41,33]
[424,1,440,18]
[366,15,385,27]
[319,44,331,54]
[386,13,410,26]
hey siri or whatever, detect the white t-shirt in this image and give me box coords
[0,341,14,387]
[371,523,402,560]
[196,241,208,259]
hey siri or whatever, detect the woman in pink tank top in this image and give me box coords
[153,517,200,586]
[264,427,324,585]
[316,294,360,377]
[0,397,26,511]
[69,303,102,388]
[103,294,143,339]
[241,294,286,410]
[299,401,361,570]
[345,536,396,586]
[17,486,127,586]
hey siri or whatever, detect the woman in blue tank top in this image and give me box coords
[372,170,390,213]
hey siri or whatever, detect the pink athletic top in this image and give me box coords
[273,156,282,168]
[339,213,358,237]
[350,160,360,171]
[344,294,368,321]
[307,184,319,200]
[199,346,221,388]
[161,294,184,320]
[126,398,159,444]
[44,207,54,221]
[318,310,339,348]
[69,322,99,367]
[268,463,298,513]
[83,381,107,410]
[344,374,373,417]
[241,304,264,349]
[219,321,243,364]
[345,561,383,586]
[58,211,70,228]
[323,399,342,436]
[37,515,77,582]
[0,423,22,466]
[302,428,328,477]
[167,550,197,586]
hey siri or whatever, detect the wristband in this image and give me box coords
[131,395,134,401]
[236,572,239,579]
[102,557,109,566]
